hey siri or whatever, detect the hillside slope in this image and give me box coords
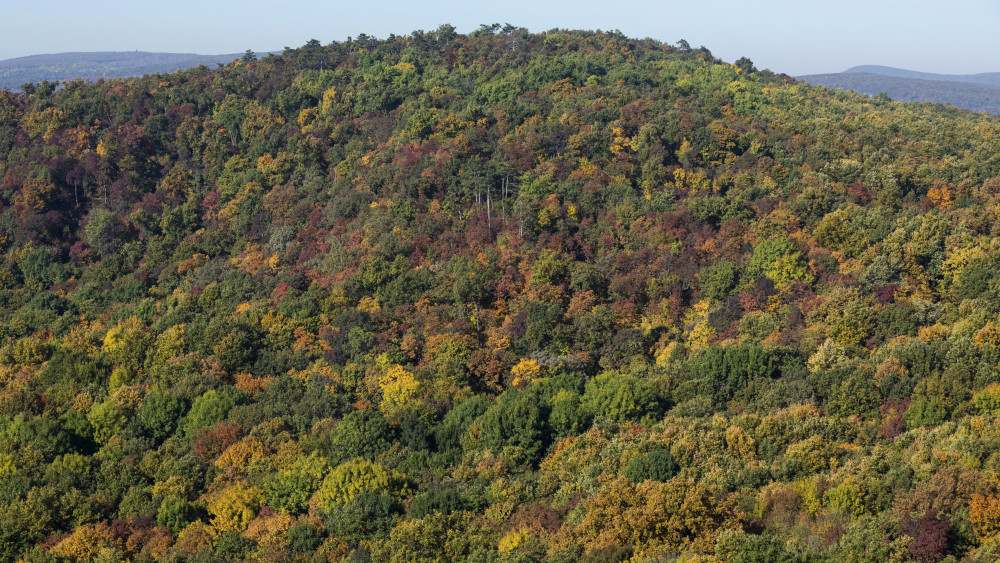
[1,27,1000,561]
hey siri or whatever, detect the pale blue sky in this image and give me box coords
[2,0,998,75]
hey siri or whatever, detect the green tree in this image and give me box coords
[137,390,185,442]
[623,448,680,483]
[182,389,240,437]
[463,389,548,463]
[549,389,590,438]
[287,521,325,553]
[714,529,799,563]
[87,400,125,444]
[582,371,663,423]
[156,495,196,533]
[325,491,401,544]
[327,409,395,463]
[263,452,327,514]
[699,259,741,301]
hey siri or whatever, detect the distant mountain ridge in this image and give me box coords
[798,66,1000,115]
[843,65,1000,88]
[0,51,257,91]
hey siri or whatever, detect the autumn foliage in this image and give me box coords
[2,24,1000,562]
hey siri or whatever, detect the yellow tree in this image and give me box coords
[206,482,263,532]
[971,494,1000,542]
[215,436,270,469]
[313,458,409,511]
[103,316,154,380]
[569,477,742,557]
[379,363,420,416]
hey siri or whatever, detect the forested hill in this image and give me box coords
[0,51,249,91]
[844,66,1000,88]
[798,70,1000,115]
[2,25,1000,561]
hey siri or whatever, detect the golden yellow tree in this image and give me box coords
[206,482,263,532]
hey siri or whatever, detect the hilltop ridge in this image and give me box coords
[844,65,1000,88]
[799,65,1000,114]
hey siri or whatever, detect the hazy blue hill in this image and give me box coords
[798,71,1000,115]
[0,51,249,90]
[844,65,1000,88]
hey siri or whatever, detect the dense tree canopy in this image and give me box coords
[1,24,1000,561]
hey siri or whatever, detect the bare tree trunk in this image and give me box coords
[501,176,506,223]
